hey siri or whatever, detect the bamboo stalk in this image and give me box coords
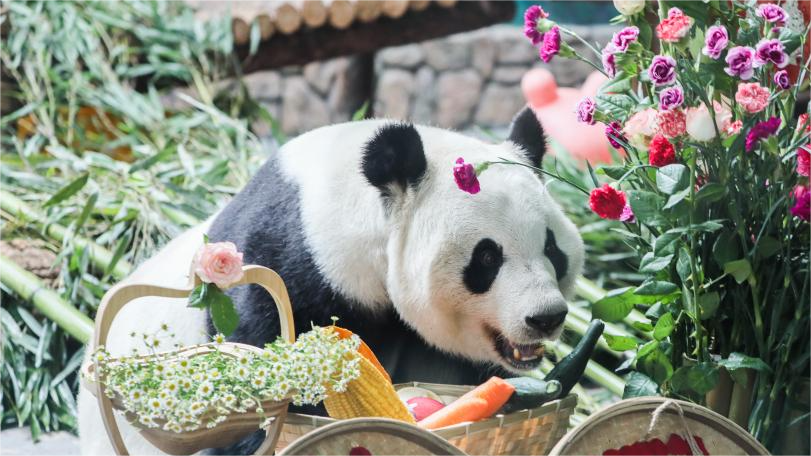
[301,0,328,28]
[354,0,382,23]
[274,2,303,34]
[0,191,133,280]
[0,254,93,343]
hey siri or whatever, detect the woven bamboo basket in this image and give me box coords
[278,417,466,455]
[549,397,769,455]
[277,381,577,455]
[81,265,296,455]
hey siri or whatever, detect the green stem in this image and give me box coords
[686,156,705,362]
[0,254,93,343]
[0,190,133,279]
[490,158,590,194]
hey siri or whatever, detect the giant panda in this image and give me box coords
[77,107,584,455]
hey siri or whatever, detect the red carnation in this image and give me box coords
[649,134,676,167]
[589,184,627,220]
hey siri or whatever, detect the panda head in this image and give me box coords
[361,108,585,373]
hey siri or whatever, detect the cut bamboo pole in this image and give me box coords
[257,13,275,40]
[435,0,457,7]
[0,254,94,343]
[381,0,409,18]
[301,0,328,28]
[232,17,251,45]
[274,2,303,34]
[354,0,382,23]
[409,0,431,12]
[327,0,356,29]
[0,191,133,280]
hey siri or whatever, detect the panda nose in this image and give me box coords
[525,310,567,333]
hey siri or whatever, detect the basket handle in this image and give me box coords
[91,264,295,455]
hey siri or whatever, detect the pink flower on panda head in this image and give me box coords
[194,242,244,288]
[453,157,480,194]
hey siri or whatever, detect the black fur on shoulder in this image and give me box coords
[507,107,547,167]
[361,123,426,195]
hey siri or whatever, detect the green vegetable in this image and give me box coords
[545,319,605,395]
[500,377,562,413]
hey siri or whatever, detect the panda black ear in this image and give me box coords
[507,107,547,166]
[362,123,426,195]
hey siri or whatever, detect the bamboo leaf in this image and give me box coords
[42,173,89,208]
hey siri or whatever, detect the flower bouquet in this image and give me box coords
[469,1,809,452]
[82,242,361,455]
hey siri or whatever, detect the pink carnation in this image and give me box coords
[746,117,781,152]
[576,97,597,125]
[194,242,244,288]
[539,26,561,63]
[524,5,549,45]
[797,145,810,177]
[656,7,694,43]
[657,109,687,138]
[724,119,743,136]
[453,157,480,194]
[791,185,810,222]
[735,82,770,114]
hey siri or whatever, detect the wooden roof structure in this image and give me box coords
[190,1,516,72]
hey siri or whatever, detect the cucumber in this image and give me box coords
[499,378,562,413]
[545,319,605,396]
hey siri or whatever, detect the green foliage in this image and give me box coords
[1,0,271,438]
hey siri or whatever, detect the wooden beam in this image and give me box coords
[234,1,515,73]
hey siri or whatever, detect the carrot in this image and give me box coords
[331,326,390,382]
[417,377,516,430]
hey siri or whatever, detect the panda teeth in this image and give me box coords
[513,348,522,361]
[513,347,539,362]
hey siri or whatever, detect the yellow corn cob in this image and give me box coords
[324,356,416,423]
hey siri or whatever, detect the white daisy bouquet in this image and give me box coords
[91,325,361,433]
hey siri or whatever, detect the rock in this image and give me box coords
[0,428,79,455]
[304,58,351,96]
[496,36,537,64]
[374,69,414,121]
[242,71,282,100]
[474,83,526,126]
[411,67,435,124]
[281,77,330,134]
[423,39,469,71]
[436,69,482,128]
[378,45,424,69]
[491,66,528,84]
[471,37,496,78]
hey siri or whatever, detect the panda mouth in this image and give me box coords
[484,325,545,370]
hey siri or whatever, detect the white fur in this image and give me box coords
[78,119,584,454]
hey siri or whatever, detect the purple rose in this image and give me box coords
[605,121,626,149]
[724,46,756,80]
[648,55,677,86]
[611,26,639,53]
[774,69,790,90]
[702,25,729,59]
[745,117,781,152]
[755,38,789,68]
[523,5,548,45]
[576,97,596,125]
[659,86,684,111]
[756,4,788,24]
[602,46,617,78]
[539,26,561,63]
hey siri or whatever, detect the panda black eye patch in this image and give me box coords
[544,228,568,281]
[463,238,504,294]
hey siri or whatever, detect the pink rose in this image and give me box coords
[194,242,244,288]
[657,109,687,138]
[624,108,659,148]
[735,82,770,114]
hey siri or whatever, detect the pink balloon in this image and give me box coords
[520,68,618,164]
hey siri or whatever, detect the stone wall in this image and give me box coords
[237,24,618,136]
